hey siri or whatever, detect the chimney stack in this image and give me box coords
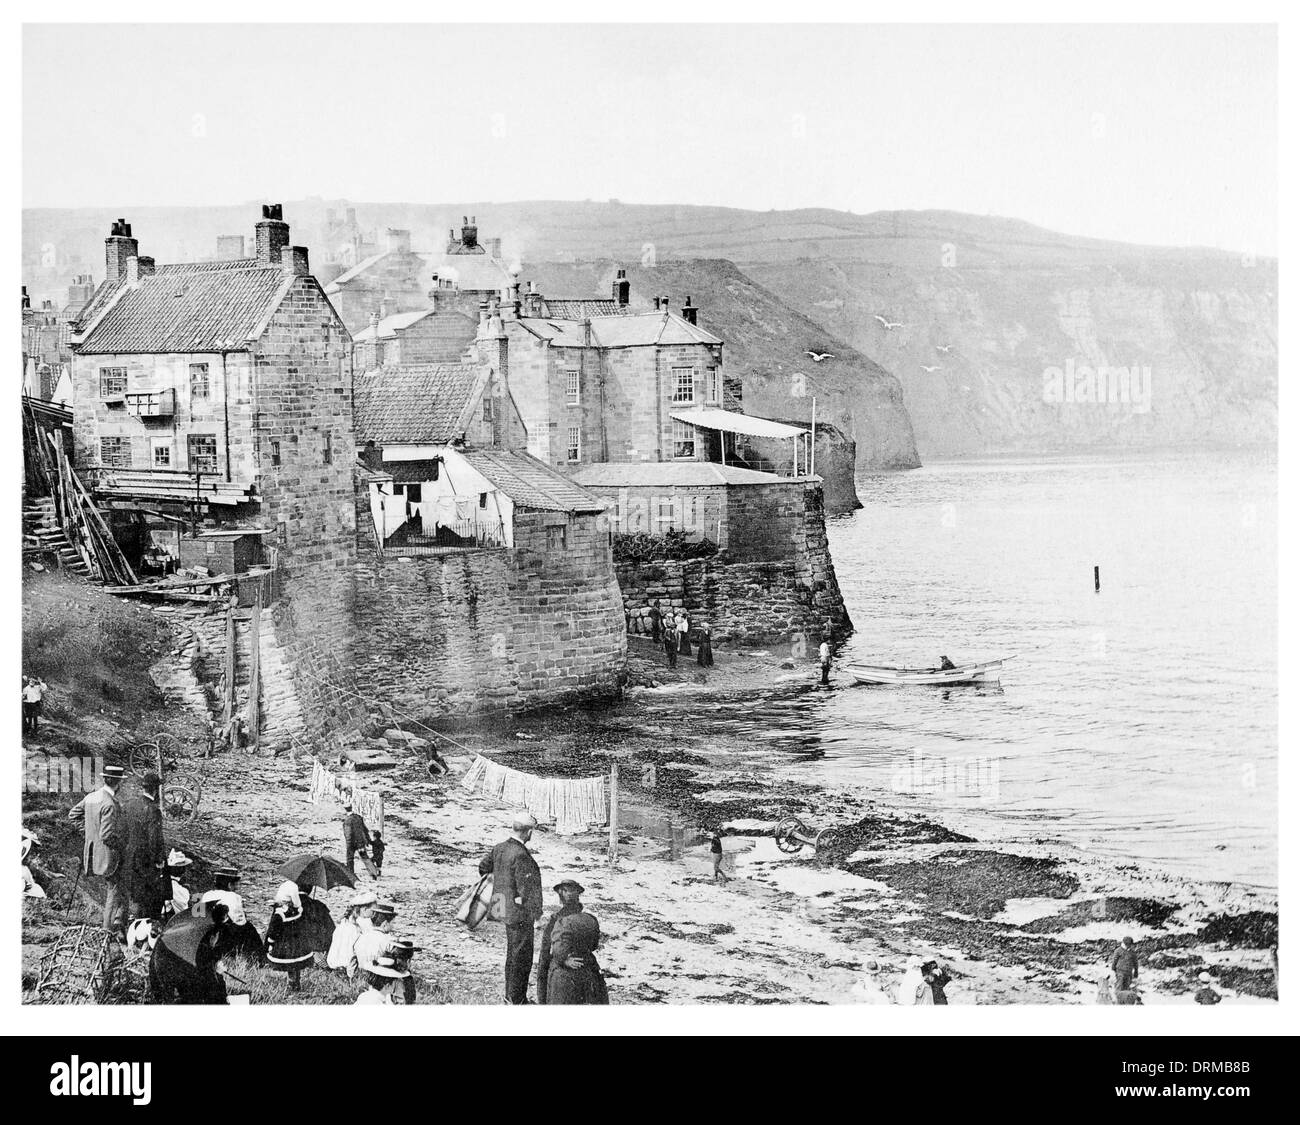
[662,294,671,314]
[461,215,478,250]
[125,256,157,285]
[681,295,698,326]
[487,237,502,258]
[105,218,139,282]
[612,267,630,308]
[282,246,310,276]
[255,203,290,264]
[21,286,29,311]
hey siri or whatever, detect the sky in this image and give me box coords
[22,22,1278,254]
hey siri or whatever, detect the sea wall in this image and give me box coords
[617,482,852,645]
[351,509,628,717]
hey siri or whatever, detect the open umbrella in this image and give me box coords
[276,853,356,891]
[157,910,221,967]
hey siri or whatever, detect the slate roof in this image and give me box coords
[352,308,436,342]
[72,260,296,354]
[460,450,606,513]
[570,462,787,487]
[352,363,492,445]
[516,310,721,348]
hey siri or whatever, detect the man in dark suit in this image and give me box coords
[121,770,168,922]
[342,800,377,878]
[478,812,544,1004]
[69,763,127,938]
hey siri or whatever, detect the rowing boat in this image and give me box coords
[847,658,1008,686]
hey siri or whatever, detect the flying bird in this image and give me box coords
[874,315,906,330]
[920,365,941,373]
[935,344,952,353]
[805,350,835,363]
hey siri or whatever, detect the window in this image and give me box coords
[546,525,567,550]
[566,426,581,463]
[673,419,696,459]
[323,432,333,464]
[151,441,172,469]
[706,367,720,404]
[565,369,580,405]
[270,440,281,467]
[657,499,676,527]
[478,492,488,509]
[483,397,494,423]
[405,482,422,503]
[99,436,132,468]
[99,367,127,398]
[187,433,218,475]
[189,363,210,401]
[672,367,695,403]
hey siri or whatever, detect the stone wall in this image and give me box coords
[351,508,627,717]
[251,276,361,735]
[617,481,851,645]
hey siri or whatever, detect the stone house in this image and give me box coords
[67,204,360,731]
[323,217,514,334]
[351,305,479,370]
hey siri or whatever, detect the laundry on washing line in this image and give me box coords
[461,755,607,835]
[310,759,385,833]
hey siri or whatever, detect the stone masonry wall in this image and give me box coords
[351,509,627,717]
[617,481,852,645]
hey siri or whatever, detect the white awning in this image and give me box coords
[668,407,803,440]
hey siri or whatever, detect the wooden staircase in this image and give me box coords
[23,495,92,578]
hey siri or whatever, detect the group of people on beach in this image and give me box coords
[474,811,610,1005]
[648,600,714,670]
[852,956,953,1004]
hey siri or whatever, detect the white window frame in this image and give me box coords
[706,367,720,404]
[672,419,696,459]
[671,367,695,404]
[566,425,581,463]
[565,369,580,405]
[189,362,210,402]
[99,367,128,398]
[150,438,174,469]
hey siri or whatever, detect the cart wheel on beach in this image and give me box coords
[161,780,201,825]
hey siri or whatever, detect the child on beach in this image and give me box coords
[370,831,385,877]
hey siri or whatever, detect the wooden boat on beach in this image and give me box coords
[848,657,1009,686]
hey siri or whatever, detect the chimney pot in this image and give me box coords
[105,219,140,282]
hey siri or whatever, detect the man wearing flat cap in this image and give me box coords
[69,763,127,938]
[478,811,544,1004]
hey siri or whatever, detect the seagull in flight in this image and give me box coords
[935,344,952,354]
[805,350,835,363]
[920,364,941,373]
[874,315,906,330]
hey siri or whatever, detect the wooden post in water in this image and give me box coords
[246,588,262,753]
[608,760,620,867]
[222,602,236,724]
[1094,565,1101,592]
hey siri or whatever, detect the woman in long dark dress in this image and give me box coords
[544,911,609,1005]
[265,882,313,992]
[296,882,336,963]
[696,624,714,667]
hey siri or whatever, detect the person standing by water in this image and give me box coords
[696,624,714,668]
[649,600,663,644]
[818,636,833,687]
[709,830,730,884]
[1110,936,1140,992]
[21,675,48,737]
[478,812,544,1005]
[69,763,127,939]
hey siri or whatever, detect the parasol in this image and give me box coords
[156,911,220,968]
[275,853,356,891]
